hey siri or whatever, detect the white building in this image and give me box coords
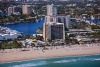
[0,27,21,40]
[45,4,70,29]
[0,34,18,40]
[8,6,13,16]
[47,4,57,16]
[8,6,21,16]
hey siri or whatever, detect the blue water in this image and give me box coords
[0,12,6,16]
[0,19,44,35]
[86,19,100,24]
[0,55,100,67]
[0,18,100,36]
[70,19,100,24]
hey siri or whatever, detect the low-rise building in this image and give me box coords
[0,26,21,40]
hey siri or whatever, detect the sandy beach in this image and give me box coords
[0,43,100,63]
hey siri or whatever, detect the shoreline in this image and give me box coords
[0,54,100,64]
[0,21,37,25]
[0,43,100,63]
[0,18,44,25]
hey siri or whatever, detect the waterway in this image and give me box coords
[0,19,44,36]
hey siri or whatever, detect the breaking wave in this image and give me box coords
[53,59,77,63]
[94,58,100,61]
[9,61,47,67]
[53,58,100,64]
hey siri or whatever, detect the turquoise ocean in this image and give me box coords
[0,55,100,67]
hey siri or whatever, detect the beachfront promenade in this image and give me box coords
[0,43,100,63]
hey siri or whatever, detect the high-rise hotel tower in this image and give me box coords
[43,4,65,41]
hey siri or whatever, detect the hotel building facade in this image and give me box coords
[43,4,67,41]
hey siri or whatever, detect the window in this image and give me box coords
[50,18,53,22]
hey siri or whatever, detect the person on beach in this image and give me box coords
[42,48,45,53]
[0,48,5,53]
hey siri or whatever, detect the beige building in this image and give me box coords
[22,4,32,15]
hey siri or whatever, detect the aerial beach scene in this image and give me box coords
[0,0,100,67]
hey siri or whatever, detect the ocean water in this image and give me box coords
[0,55,100,67]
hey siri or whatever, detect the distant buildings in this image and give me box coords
[0,0,99,3]
[22,4,33,15]
[7,4,33,15]
[8,7,13,16]
[8,6,21,16]
[0,0,7,2]
[43,4,69,41]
